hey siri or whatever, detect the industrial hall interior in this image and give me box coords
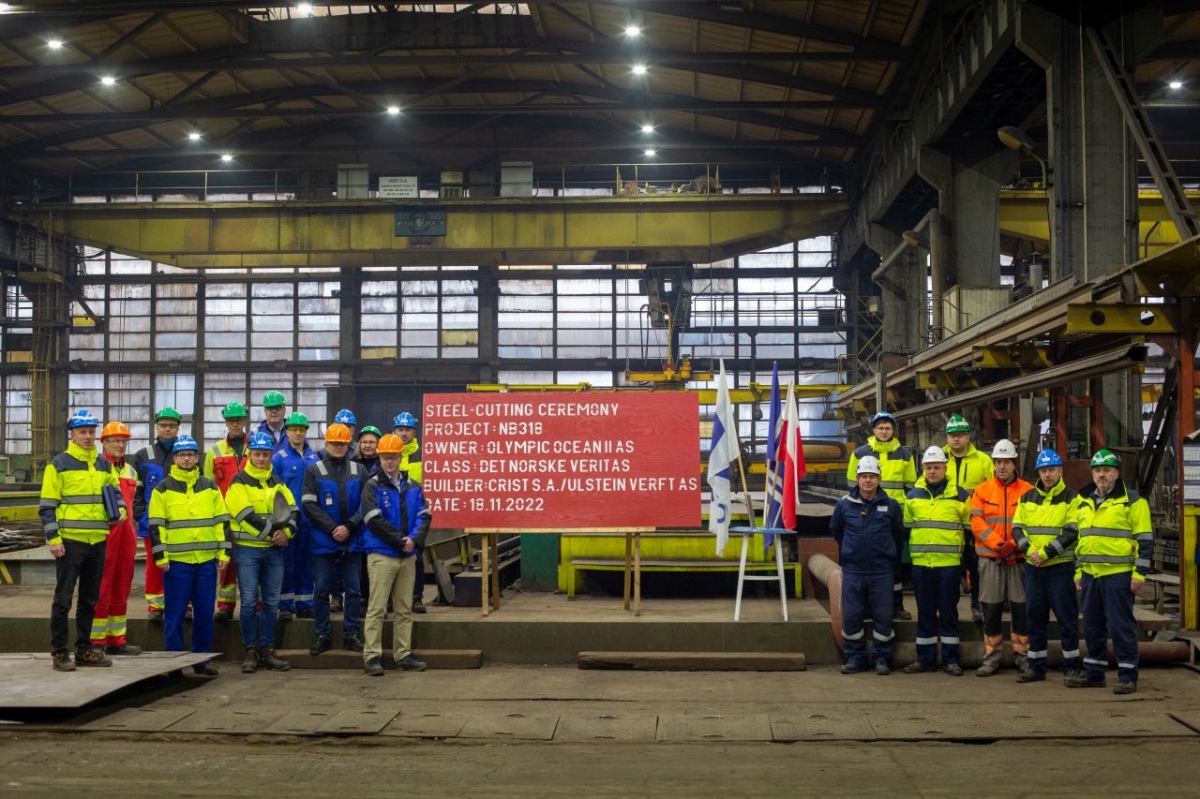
[2,1,1200,794]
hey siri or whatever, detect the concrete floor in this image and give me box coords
[1,664,1198,797]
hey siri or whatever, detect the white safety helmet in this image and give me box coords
[922,445,948,464]
[856,455,882,476]
[991,439,1019,460]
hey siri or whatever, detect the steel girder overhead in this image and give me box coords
[14,193,849,269]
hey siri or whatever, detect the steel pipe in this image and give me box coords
[807,553,843,648]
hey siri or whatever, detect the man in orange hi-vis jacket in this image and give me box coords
[970,439,1034,678]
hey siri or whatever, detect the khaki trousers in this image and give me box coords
[363,553,415,662]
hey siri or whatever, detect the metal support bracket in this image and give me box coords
[1065,303,1178,335]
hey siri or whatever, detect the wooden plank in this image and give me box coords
[578,651,806,671]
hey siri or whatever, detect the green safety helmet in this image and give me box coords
[945,414,970,434]
[221,401,248,419]
[262,390,287,408]
[285,411,309,429]
[155,406,182,422]
[358,425,383,439]
[1090,449,1120,468]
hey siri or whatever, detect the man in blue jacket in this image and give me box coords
[359,433,431,677]
[830,455,905,675]
[272,411,319,620]
[302,422,367,655]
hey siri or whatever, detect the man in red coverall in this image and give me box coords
[90,421,142,656]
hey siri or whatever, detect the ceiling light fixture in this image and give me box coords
[100,75,116,86]
[187,132,201,142]
[386,105,401,115]
[1169,80,1184,90]
[47,39,64,50]
[296,3,312,15]
[632,64,647,76]
[624,25,641,37]
[220,153,234,162]
[644,149,656,157]
[640,124,654,133]
[0,3,11,13]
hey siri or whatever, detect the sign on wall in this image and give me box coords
[421,393,701,528]
[379,175,419,198]
[394,209,447,236]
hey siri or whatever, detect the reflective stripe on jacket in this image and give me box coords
[829,487,905,574]
[943,444,994,496]
[39,442,118,545]
[361,471,430,558]
[1075,479,1153,581]
[904,480,970,568]
[224,462,298,548]
[302,454,366,555]
[204,437,249,495]
[132,439,174,538]
[1011,478,1079,567]
[971,475,1035,559]
[106,456,138,543]
[147,465,231,566]
[846,437,916,504]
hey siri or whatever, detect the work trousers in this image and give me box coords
[962,531,980,609]
[313,551,363,641]
[1080,572,1139,684]
[92,522,136,647]
[363,553,415,663]
[217,551,238,612]
[50,538,107,653]
[1024,561,1081,675]
[413,545,426,601]
[841,570,895,666]
[143,536,165,611]
[234,545,285,650]
[912,564,961,667]
[163,559,217,658]
[280,524,314,612]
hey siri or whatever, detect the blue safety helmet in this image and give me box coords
[333,408,357,426]
[870,411,896,428]
[68,409,101,429]
[1034,449,1064,469]
[393,411,418,429]
[172,435,199,453]
[248,431,275,451]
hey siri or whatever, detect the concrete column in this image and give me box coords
[1017,4,1139,283]
[476,265,499,383]
[866,225,925,356]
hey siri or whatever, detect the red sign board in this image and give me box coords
[421,392,701,528]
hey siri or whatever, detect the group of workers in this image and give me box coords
[834,412,1153,694]
[40,393,432,678]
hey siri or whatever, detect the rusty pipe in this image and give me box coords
[807,553,843,648]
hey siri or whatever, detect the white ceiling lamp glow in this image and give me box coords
[220,153,234,162]
[296,3,313,16]
[47,39,64,50]
[1169,80,1184,90]
[100,75,116,86]
[632,64,647,76]
[624,25,641,37]
[640,124,654,134]
[187,132,201,142]
[644,149,656,157]
[386,105,401,115]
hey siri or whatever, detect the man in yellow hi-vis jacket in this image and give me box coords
[148,435,231,677]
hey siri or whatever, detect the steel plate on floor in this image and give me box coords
[317,704,402,735]
[771,710,877,741]
[380,712,468,739]
[656,713,772,742]
[1071,707,1196,737]
[264,709,340,736]
[554,711,658,742]
[0,652,219,710]
[83,706,197,732]
[166,705,289,734]
[457,712,560,740]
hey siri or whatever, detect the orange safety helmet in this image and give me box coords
[325,423,353,444]
[100,421,131,440]
[377,433,405,454]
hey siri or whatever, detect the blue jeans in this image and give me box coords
[1024,561,1081,674]
[912,564,961,667]
[313,551,363,640]
[234,545,285,649]
[1080,572,1139,683]
[163,559,217,660]
[280,523,314,611]
[842,570,895,666]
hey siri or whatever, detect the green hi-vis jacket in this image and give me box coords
[904,480,971,568]
[224,462,298,548]
[39,442,121,546]
[147,465,232,567]
[1012,478,1079,568]
[1074,479,1153,582]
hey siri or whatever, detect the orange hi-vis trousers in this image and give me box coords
[92,519,137,647]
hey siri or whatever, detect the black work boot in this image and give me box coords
[259,647,292,671]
